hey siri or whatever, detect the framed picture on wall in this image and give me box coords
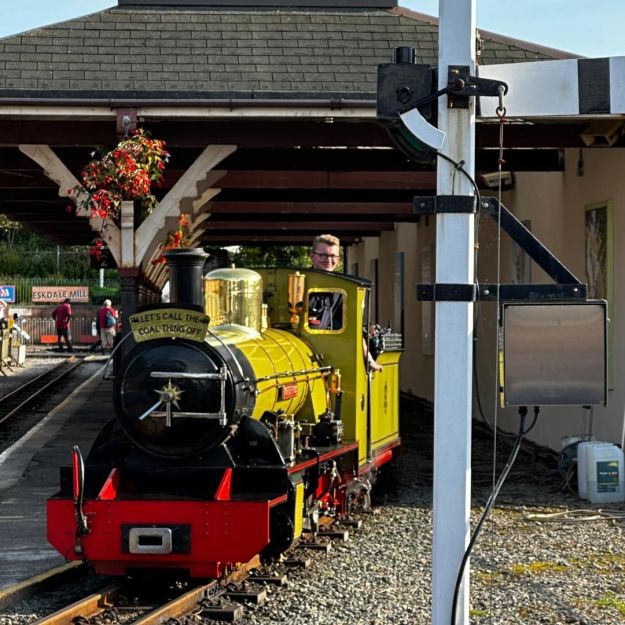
[585,200,614,387]
[585,201,613,300]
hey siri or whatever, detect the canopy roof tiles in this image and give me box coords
[0,5,571,101]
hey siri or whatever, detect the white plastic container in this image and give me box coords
[577,441,608,499]
[578,441,624,503]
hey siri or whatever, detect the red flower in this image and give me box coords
[69,128,169,222]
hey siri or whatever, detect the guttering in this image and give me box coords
[0,97,378,120]
[0,97,375,108]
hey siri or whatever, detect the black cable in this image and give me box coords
[433,150,506,440]
[435,150,482,200]
[450,407,527,625]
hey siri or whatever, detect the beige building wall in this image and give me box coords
[349,147,625,451]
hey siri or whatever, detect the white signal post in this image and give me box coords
[432,1,476,624]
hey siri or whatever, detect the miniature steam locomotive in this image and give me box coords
[47,249,402,579]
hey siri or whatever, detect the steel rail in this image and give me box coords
[25,520,353,624]
[0,358,84,426]
[28,556,264,625]
[131,581,220,625]
[30,586,122,625]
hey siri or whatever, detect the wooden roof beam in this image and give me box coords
[200,234,361,245]
[202,220,393,232]
[136,144,235,269]
[17,144,120,262]
[206,201,416,218]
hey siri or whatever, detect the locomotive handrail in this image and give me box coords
[150,411,226,420]
[254,366,332,383]
[150,371,226,379]
[140,366,228,425]
[138,399,164,421]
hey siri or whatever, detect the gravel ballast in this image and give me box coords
[1,369,625,624]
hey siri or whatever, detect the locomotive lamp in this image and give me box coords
[288,271,305,330]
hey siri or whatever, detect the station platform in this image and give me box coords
[0,365,113,589]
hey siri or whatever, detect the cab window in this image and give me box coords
[307,290,344,331]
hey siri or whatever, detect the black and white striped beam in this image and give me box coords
[478,57,625,118]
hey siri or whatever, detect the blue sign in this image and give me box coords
[0,285,16,303]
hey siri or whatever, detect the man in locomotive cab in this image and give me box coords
[310,233,341,272]
[308,234,382,372]
[309,234,344,330]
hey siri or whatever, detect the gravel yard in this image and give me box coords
[236,396,625,625]
[1,379,625,624]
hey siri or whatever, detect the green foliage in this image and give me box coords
[0,225,120,303]
[90,285,121,306]
[0,215,21,247]
[0,244,96,278]
[0,232,99,279]
[509,560,568,575]
[596,593,625,615]
[229,245,311,269]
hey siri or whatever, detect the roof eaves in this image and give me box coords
[0,91,377,105]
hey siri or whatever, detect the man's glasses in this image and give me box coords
[313,252,339,261]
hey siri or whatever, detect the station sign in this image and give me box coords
[31,286,90,303]
[0,285,15,303]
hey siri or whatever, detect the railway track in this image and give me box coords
[0,357,85,426]
[9,521,357,625]
[28,560,269,625]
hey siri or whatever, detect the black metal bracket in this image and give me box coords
[417,284,477,302]
[478,196,583,286]
[413,195,477,215]
[447,65,508,109]
[415,195,587,302]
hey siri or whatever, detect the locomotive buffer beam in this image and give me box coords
[414,195,587,302]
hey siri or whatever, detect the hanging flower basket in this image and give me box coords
[70,129,170,222]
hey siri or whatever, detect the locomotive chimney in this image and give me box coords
[164,248,208,307]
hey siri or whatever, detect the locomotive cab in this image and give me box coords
[257,266,402,466]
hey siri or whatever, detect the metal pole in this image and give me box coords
[432,0,476,624]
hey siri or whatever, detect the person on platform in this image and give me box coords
[309,234,382,372]
[89,309,102,353]
[98,299,118,352]
[52,298,73,352]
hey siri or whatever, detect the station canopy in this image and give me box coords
[0,0,585,247]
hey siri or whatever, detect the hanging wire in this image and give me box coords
[488,84,507,624]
